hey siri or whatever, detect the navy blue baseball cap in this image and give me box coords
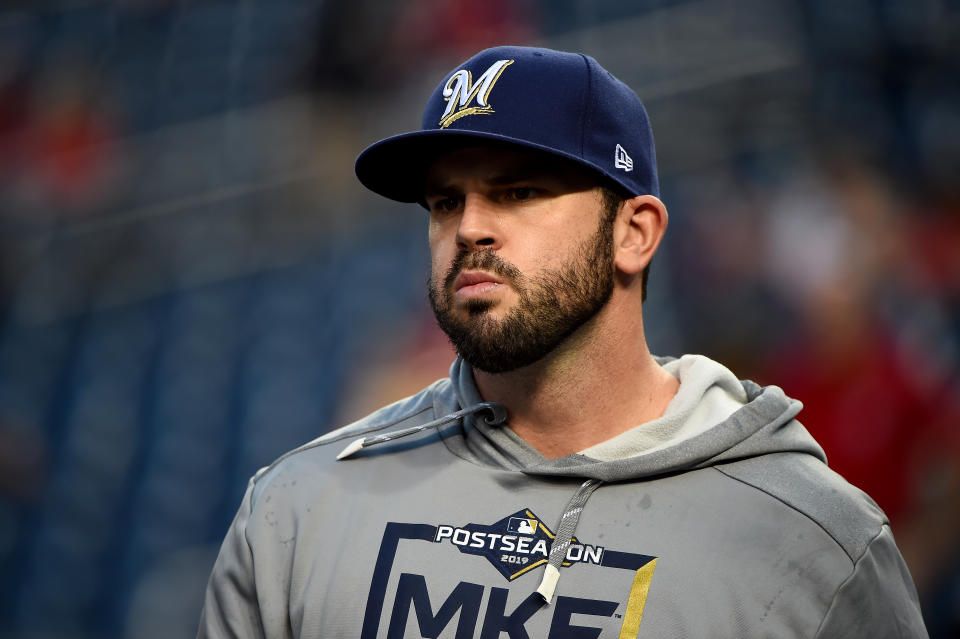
[355,45,659,204]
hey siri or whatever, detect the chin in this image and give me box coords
[462,298,497,316]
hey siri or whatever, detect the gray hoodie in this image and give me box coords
[198,355,927,638]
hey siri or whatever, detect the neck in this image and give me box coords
[472,301,679,459]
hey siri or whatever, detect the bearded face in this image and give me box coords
[428,207,616,373]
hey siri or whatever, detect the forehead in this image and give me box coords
[423,143,599,192]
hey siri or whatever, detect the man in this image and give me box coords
[198,46,927,638]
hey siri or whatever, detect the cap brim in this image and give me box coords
[355,129,625,206]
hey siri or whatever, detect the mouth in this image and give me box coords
[452,270,505,299]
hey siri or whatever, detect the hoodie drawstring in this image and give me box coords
[336,402,507,459]
[535,478,603,604]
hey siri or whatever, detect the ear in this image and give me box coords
[613,194,669,276]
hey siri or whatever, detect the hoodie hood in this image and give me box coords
[435,355,826,482]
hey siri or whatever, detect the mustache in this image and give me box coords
[443,249,525,293]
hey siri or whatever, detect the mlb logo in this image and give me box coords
[507,517,538,535]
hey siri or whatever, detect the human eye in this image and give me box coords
[428,195,462,214]
[503,186,539,202]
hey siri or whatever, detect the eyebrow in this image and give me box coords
[424,162,559,194]
[487,165,552,186]
[422,180,459,197]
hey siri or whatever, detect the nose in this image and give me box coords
[455,193,502,251]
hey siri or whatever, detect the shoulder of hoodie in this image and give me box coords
[712,444,888,563]
[702,376,889,563]
[246,376,454,500]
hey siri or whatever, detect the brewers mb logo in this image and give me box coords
[439,59,513,129]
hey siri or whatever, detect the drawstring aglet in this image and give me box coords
[535,565,560,604]
[336,438,366,460]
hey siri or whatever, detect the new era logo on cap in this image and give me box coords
[614,144,633,172]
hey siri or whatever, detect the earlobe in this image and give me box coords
[614,195,668,276]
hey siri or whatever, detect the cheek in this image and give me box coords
[429,244,453,284]
[430,257,446,284]
[428,222,461,275]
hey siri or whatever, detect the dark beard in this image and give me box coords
[428,217,616,374]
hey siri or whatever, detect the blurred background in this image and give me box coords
[0,0,957,636]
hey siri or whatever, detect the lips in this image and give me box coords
[453,271,504,291]
[451,271,506,300]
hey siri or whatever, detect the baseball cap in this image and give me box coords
[354,45,659,204]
